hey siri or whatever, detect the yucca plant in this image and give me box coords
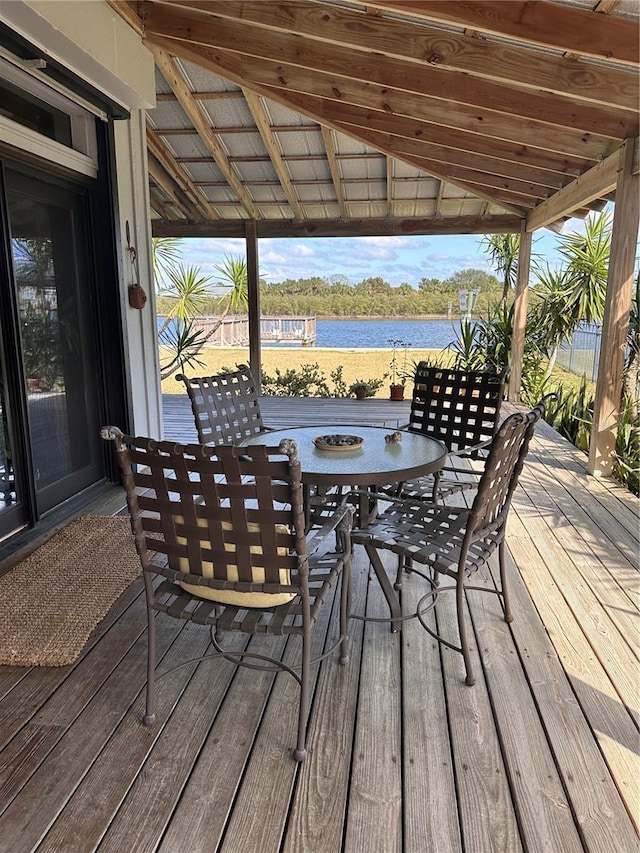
[612,395,640,496]
[547,377,593,452]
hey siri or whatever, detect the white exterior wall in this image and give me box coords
[2,1,163,437]
[113,111,163,439]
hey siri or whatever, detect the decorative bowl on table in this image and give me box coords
[313,434,364,451]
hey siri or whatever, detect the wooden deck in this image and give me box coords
[0,395,637,852]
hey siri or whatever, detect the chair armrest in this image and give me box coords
[440,464,482,477]
[448,438,492,459]
[305,503,354,556]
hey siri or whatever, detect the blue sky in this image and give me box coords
[175,220,588,287]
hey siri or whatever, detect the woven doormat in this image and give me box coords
[0,515,141,667]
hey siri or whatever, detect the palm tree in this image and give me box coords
[556,211,610,326]
[212,254,249,319]
[481,233,520,306]
[152,236,182,289]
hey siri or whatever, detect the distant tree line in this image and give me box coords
[155,267,504,318]
[257,269,502,316]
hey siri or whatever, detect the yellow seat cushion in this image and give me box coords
[176,518,296,608]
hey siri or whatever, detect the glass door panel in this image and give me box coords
[6,168,103,515]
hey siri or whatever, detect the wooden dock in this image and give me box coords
[189,315,316,347]
[0,396,637,852]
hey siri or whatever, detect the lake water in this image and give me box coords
[312,318,458,349]
[159,316,461,350]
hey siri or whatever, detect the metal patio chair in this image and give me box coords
[102,427,353,762]
[351,397,549,686]
[387,364,507,503]
[177,364,270,446]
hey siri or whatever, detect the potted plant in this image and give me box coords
[349,376,386,399]
[388,338,411,401]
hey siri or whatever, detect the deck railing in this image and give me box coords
[190,315,316,347]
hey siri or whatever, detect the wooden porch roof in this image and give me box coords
[0,397,637,851]
[110,0,640,238]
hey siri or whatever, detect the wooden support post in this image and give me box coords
[508,222,532,402]
[245,220,261,392]
[588,140,639,477]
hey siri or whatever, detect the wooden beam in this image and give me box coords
[245,220,261,390]
[155,91,244,101]
[434,180,445,218]
[526,142,634,231]
[106,0,144,37]
[242,88,304,218]
[149,186,181,221]
[143,6,637,141]
[363,1,639,65]
[149,35,618,167]
[508,223,532,403]
[321,126,348,218]
[145,35,526,213]
[152,214,523,238]
[146,126,219,220]
[149,44,261,219]
[147,155,194,220]
[341,127,552,199]
[386,157,395,218]
[588,140,640,477]
[312,98,574,186]
[167,2,639,109]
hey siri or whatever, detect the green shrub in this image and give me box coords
[612,395,640,496]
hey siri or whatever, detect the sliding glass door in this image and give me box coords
[0,161,104,535]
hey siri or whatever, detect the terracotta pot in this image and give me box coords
[389,384,405,401]
[128,282,147,309]
[355,389,367,399]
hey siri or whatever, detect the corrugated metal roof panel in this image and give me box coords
[286,159,332,182]
[348,201,388,217]
[161,134,210,159]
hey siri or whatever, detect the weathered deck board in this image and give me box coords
[0,395,636,853]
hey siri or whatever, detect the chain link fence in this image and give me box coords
[556,323,602,381]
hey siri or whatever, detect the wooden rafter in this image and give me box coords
[147,154,200,220]
[156,90,244,101]
[149,185,180,221]
[145,33,528,214]
[161,2,639,111]
[149,44,261,219]
[434,180,445,218]
[241,88,304,218]
[321,126,348,218]
[146,126,219,220]
[160,43,625,162]
[386,157,394,218]
[526,142,636,230]
[309,98,574,186]
[363,1,639,65]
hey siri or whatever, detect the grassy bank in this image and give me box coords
[161,346,445,398]
[160,347,593,400]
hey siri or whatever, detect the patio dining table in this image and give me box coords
[242,424,447,622]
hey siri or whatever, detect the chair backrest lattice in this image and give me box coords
[408,365,506,455]
[177,365,267,446]
[467,398,548,537]
[104,429,307,601]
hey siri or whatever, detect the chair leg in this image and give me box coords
[499,539,513,624]
[456,572,475,686]
[364,540,402,632]
[294,619,312,762]
[339,563,351,665]
[143,604,157,725]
